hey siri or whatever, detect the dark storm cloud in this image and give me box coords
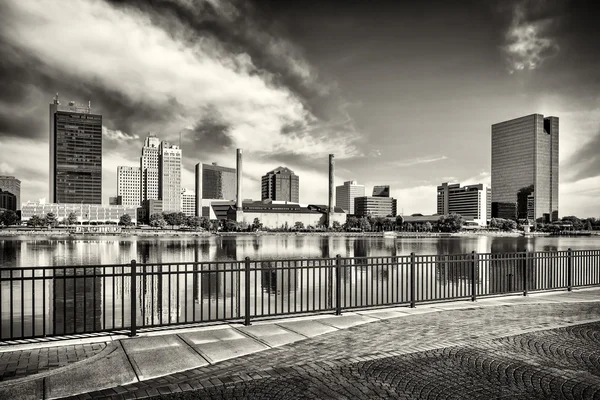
[184,110,233,152]
[0,36,183,141]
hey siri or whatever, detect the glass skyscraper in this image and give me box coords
[202,163,237,200]
[491,114,559,223]
[49,95,102,204]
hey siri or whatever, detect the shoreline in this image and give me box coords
[0,229,546,239]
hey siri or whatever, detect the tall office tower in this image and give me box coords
[159,141,182,212]
[140,135,160,203]
[117,166,140,207]
[491,114,559,222]
[437,182,490,225]
[49,94,102,204]
[336,180,365,214]
[372,185,390,197]
[180,188,196,217]
[261,167,299,203]
[0,176,21,210]
[202,163,237,200]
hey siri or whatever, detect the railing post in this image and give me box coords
[471,251,477,302]
[244,257,251,326]
[523,249,528,297]
[410,252,416,308]
[130,260,137,337]
[567,248,572,292]
[335,254,342,315]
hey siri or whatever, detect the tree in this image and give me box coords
[332,220,341,231]
[119,214,133,226]
[404,222,414,232]
[149,213,166,228]
[438,213,463,233]
[223,219,239,232]
[45,212,58,228]
[187,216,201,230]
[27,215,43,227]
[66,212,78,226]
[252,217,263,231]
[423,221,433,232]
[294,221,305,230]
[358,217,371,232]
[562,216,583,231]
[586,220,593,231]
[0,210,19,226]
[395,215,404,229]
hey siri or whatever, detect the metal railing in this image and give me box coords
[1,249,599,342]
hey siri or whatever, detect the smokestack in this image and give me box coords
[195,163,201,217]
[236,149,243,209]
[328,154,334,228]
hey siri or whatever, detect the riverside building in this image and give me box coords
[491,114,559,222]
[335,180,365,214]
[0,176,21,210]
[21,200,137,224]
[261,167,299,203]
[354,196,397,217]
[180,188,196,217]
[49,95,102,204]
[117,166,140,207]
[437,182,491,226]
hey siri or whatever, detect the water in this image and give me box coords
[1,235,599,340]
[1,234,600,267]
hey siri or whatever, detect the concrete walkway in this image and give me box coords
[0,288,599,399]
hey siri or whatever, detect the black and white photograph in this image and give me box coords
[1,0,599,398]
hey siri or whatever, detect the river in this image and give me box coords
[1,234,600,268]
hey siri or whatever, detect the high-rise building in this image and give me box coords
[0,176,21,210]
[372,185,390,197]
[354,196,397,217]
[336,180,365,214]
[117,166,140,207]
[49,95,102,204]
[0,190,17,211]
[202,163,237,200]
[437,182,490,226]
[140,135,160,203]
[159,141,181,212]
[491,114,559,222]
[181,188,196,217]
[261,167,299,203]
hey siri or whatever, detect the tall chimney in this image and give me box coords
[328,154,334,228]
[194,163,201,217]
[236,149,243,209]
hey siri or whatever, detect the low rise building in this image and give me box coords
[181,188,196,217]
[437,182,491,226]
[354,196,397,217]
[21,201,137,224]
[226,200,345,229]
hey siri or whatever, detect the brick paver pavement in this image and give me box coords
[65,301,600,399]
[153,322,600,399]
[0,342,107,382]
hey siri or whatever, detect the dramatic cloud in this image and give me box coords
[391,156,448,168]
[503,0,561,73]
[0,0,361,203]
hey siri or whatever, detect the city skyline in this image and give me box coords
[0,1,599,217]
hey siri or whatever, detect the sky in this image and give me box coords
[0,0,598,217]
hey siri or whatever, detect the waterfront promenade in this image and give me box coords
[1,287,600,399]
